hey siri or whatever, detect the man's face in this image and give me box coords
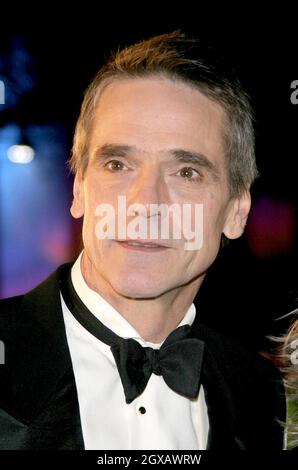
[71,77,250,299]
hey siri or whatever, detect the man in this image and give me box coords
[0,31,285,450]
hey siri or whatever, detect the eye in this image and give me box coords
[178,167,201,181]
[104,159,127,172]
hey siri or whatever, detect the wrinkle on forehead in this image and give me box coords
[90,76,226,173]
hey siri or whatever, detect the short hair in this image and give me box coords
[69,31,258,197]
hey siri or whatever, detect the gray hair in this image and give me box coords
[69,31,258,198]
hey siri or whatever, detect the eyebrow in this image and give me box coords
[94,143,220,181]
[170,148,220,181]
[94,144,134,159]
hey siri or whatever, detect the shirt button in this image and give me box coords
[139,406,146,414]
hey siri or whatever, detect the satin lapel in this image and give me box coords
[9,263,84,449]
[191,322,246,450]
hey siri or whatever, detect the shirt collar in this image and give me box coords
[71,251,197,348]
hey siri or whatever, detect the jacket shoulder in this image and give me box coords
[195,322,286,449]
[0,264,68,343]
[0,295,25,337]
[0,295,24,314]
[195,321,280,376]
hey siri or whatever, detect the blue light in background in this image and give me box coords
[0,123,73,298]
[7,144,35,164]
[0,37,35,110]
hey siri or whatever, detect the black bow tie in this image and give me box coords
[58,265,205,404]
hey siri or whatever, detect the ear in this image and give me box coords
[70,172,85,219]
[223,190,251,239]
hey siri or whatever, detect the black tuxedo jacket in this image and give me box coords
[0,263,286,450]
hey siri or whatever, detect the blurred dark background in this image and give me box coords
[0,12,297,353]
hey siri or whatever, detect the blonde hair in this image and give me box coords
[272,310,298,448]
[68,31,258,198]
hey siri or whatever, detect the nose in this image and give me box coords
[126,166,169,218]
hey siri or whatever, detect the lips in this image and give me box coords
[118,240,166,247]
[115,240,170,251]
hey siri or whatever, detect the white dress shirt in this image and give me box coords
[60,251,209,450]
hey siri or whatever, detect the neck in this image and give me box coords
[80,252,204,343]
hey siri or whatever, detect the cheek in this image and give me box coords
[204,209,224,235]
[84,173,124,212]
[203,192,229,229]
[182,200,226,260]
[80,188,105,248]
[189,208,224,267]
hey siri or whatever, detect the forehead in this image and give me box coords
[90,76,226,166]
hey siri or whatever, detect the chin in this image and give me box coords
[111,276,169,300]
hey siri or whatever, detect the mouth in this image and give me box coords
[115,240,170,252]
